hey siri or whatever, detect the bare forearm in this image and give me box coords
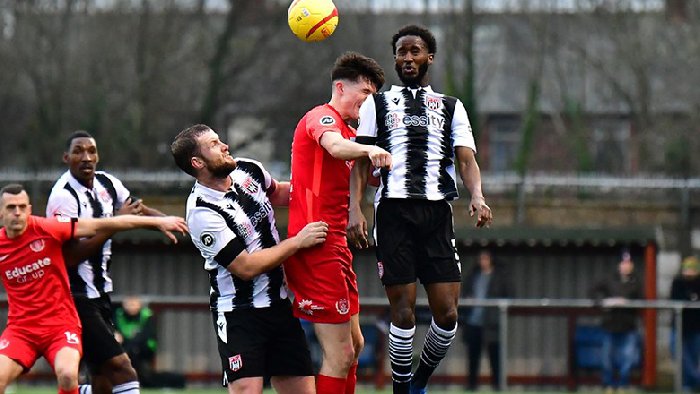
[326,138,370,160]
[460,161,484,200]
[269,182,291,207]
[228,236,301,280]
[75,215,157,238]
[141,205,165,217]
[349,158,370,211]
[62,232,115,267]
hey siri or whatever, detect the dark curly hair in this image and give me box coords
[391,24,437,55]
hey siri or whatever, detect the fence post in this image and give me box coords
[499,300,509,391]
[674,307,683,393]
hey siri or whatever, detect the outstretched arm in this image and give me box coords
[62,198,166,266]
[456,146,492,228]
[319,132,392,169]
[62,232,115,267]
[116,196,166,217]
[73,215,188,243]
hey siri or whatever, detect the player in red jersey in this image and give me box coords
[0,184,187,394]
[286,52,392,394]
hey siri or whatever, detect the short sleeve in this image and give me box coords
[356,94,378,142]
[253,160,274,191]
[108,175,131,207]
[306,109,341,145]
[38,217,74,243]
[188,207,246,268]
[46,189,80,219]
[452,100,476,153]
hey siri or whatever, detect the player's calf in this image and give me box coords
[102,354,139,385]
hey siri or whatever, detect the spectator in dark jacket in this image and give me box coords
[590,250,643,394]
[461,249,513,391]
[670,255,700,391]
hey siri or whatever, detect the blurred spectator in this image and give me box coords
[461,249,513,391]
[590,250,643,394]
[114,296,185,389]
[670,255,700,391]
[114,296,157,380]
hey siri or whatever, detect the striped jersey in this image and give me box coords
[356,85,476,202]
[186,158,286,311]
[46,170,130,298]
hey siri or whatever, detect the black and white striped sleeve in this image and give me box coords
[188,207,246,269]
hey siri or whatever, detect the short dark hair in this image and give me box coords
[391,25,437,55]
[331,51,385,91]
[171,124,212,177]
[0,183,26,197]
[65,130,94,150]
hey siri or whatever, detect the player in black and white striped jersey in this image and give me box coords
[47,130,166,394]
[348,25,493,394]
[171,124,327,394]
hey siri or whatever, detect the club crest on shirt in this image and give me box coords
[241,177,258,194]
[200,233,215,247]
[335,298,350,315]
[29,239,45,253]
[320,116,335,126]
[229,355,243,372]
[98,190,111,202]
[425,95,442,111]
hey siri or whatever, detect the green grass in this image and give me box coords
[3,385,561,394]
[4,386,677,394]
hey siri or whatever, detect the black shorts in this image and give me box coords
[73,294,125,373]
[374,198,461,286]
[213,299,313,384]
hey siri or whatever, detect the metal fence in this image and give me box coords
[2,296,698,392]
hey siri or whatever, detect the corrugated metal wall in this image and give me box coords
[0,241,648,381]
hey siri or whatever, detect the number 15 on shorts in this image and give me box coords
[64,331,80,345]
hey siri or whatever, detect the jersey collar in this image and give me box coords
[390,85,434,94]
[65,171,93,194]
[194,175,236,200]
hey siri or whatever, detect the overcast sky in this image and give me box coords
[87,0,665,13]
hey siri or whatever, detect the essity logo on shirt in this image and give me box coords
[5,257,51,281]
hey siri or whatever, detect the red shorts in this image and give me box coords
[284,242,359,324]
[0,324,82,370]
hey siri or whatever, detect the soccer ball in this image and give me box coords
[288,0,339,42]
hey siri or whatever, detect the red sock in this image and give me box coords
[345,362,358,394]
[58,387,78,394]
[316,374,346,394]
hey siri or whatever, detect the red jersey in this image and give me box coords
[289,104,355,241]
[0,216,80,328]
